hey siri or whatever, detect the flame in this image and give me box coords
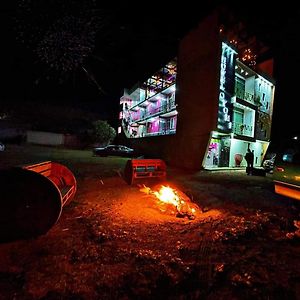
[153,186,180,207]
[139,184,200,219]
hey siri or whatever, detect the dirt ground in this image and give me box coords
[0,162,300,299]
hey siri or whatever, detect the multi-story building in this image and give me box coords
[118,9,275,170]
[120,59,177,139]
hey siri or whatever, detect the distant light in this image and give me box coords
[293,136,298,140]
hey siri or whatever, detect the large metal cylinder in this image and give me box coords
[0,162,77,243]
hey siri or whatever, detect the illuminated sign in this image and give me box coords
[218,42,237,132]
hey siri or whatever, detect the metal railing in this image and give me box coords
[142,128,176,137]
[232,122,253,137]
[130,100,177,124]
[235,88,254,104]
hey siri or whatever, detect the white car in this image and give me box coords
[262,154,276,173]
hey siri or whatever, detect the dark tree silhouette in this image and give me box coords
[15,0,111,93]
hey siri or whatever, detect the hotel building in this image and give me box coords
[118,10,275,170]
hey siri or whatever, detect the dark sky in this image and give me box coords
[1,2,300,143]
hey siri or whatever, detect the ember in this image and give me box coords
[139,184,200,219]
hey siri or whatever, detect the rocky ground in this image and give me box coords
[0,162,300,299]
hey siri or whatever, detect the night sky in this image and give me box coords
[1,2,300,144]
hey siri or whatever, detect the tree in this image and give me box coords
[15,0,111,92]
[89,120,116,146]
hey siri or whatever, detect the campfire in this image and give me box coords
[139,184,200,219]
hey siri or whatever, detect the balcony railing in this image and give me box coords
[235,88,254,104]
[244,91,254,103]
[130,100,177,124]
[129,84,176,110]
[232,122,253,137]
[142,128,176,137]
[122,117,176,138]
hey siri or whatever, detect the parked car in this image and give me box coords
[273,137,300,201]
[0,142,5,151]
[262,153,276,173]
[93,145,136,157]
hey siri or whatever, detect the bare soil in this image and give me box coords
[0,147,300,299]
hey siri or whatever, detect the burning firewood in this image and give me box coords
[139,184,201,220]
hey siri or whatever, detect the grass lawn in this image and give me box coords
[0,144,129,179]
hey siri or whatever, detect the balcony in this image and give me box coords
[235,88,254,104]
[129,101,177,124]
[129,84,176,111]
[232,122,253,137]
[142,128,176,137]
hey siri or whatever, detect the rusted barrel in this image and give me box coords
[0,161,77,242]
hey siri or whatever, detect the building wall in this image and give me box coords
[125,12,275,170]
[27,130,64,146]
[166,12,220,169]
[26,131,81,148]
[129,13,220,169]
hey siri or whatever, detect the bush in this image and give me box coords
[90,120,116,146]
